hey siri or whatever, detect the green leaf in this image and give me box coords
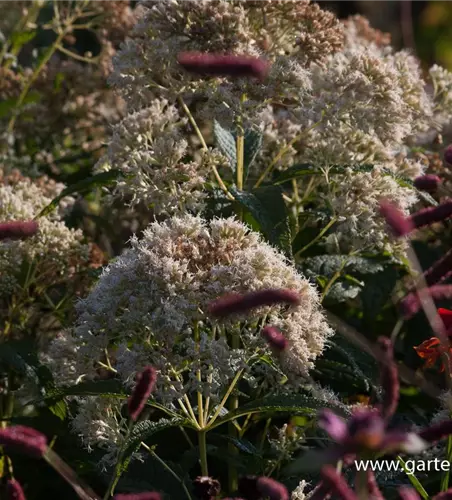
[209,393,347,430]
[213,121,263,182]
[361,266,398,320]
[231,185,292,257]
[213,120,236,169]
[242,128,263,181]
[120,418,190,470]
[11,30,36,50]
[0,91,41,119]
[37,170,122,217]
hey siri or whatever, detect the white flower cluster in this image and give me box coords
[110,0,344,112]
[0,175,88,295]
[95,99,220,214]
[45,214,332,455]
[325,167,418,254]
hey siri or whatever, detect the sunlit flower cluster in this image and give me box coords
[0,171,88,295]
[45,215,332,457]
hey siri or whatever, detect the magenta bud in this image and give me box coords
[113,494,162,500]
[419,419,452,444]
[0,221,38,241]
[433,491,452,500]
[256,477,289,500]
[410,200,452,229]
[0,426,47,458]
[377,337,399,421]
[177,52,270,80]
[193,476,221,500]
[422,248,452,288]
[414,175,442,193]
[128,366,157,421]
[366,470,384,500]
[261,326,287,352]
[208,289,300,319]
[379,201,413,237]
[320,466,358,500]
[6,479,26,500]
[444,144,452,166]
[398,487,422,500]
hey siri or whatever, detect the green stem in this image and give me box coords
[397,456,429,500]
[294,217,337,258]
[441,435,452,491]
[206,369,244,426]
[178,96,234,201]
[44,448,101,500]
[228,330,240,493]
[141,442,193,500]
[198,430,209,476]
[7,29,65,133]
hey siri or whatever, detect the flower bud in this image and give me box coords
[413,175,442,193]
[261,326,287,352]
[410,200,452,229]
[128,366,157,421]
[113,493,162,500]
[321,466,358,500]
[379,201,413,237]
[177,52,270,81]
[0,426,47,458]
[0,221,38,241]
[208,289,300,318]
[418,419,452,443]
[193,476,221,500]
[6,479,26,500]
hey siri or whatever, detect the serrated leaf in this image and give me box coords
[121,417,190,465]
[213,121,263,182]
[37,170,121,217]
[209,393,347,430]
[48,399,68,421]
[231,185,292,257]
[242,128,263,180]
[361,266,398,320]
[213,120,236,168]
[324,282,361,303]
[11,30,36,49]
[0,91,41,119]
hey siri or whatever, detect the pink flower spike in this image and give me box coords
[256,477,289,500]
[366,470,384,500]
[321,466,358,500]
[6,479,26,500]
[177,52,270,81]
[410,200,452,229]
[399,487,422,500]
[413,175,442,193]
[419,419,452,443]
[113,493,162,500]
[433,490,452,500]
[379,201,413,237]
[0,221,38,241]
[208,289,300,318]
[128,366,157,421]
[318,409,348,443]
[261,326,287,352]
[0,426,47,458]
[376,337,399,421]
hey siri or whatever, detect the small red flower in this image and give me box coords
[414,308,452,371]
